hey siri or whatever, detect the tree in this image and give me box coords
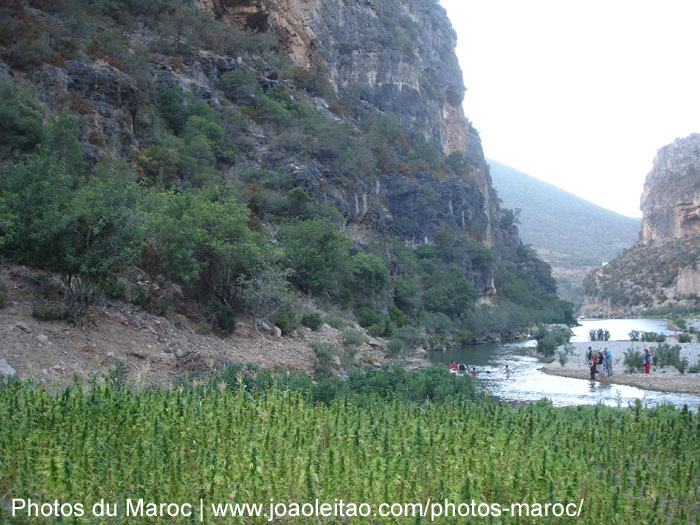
[0,150,143,321]
[43,109,86,178]
[0,77,46,156]
[237,252,292,333]
[142,184,264,308]
[278,218,350,294]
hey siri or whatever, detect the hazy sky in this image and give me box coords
[439,0,700,218]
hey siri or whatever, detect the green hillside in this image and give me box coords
[489,160,640,304]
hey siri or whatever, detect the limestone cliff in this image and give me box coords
[641,134,700,245]
[582,134,700,317]
[194,0,496,243]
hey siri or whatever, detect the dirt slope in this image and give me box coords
[0,264,386,387]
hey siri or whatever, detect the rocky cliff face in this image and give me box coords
[196,0,472,153]
[582,134,700,317]
[641,134,700,245]
[195,0,496,241]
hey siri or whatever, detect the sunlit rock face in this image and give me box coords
[196,0,473,156]
[641,133,700,245]
[581,134,700,317]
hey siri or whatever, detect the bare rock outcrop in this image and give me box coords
[195,0,497,246]
[641,133,700,245]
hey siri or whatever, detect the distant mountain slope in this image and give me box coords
[489,160,640,304]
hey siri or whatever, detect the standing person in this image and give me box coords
[606,347,614,378]
[504,365,512,379]
[587,346,594,366]
[470,367,479,378]
[589,355,598,381]
[598,351,607,377]
[643,348,652,374]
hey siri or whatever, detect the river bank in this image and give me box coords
[542,341,700,394]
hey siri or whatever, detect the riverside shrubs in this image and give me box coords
[589,328,611,341]
[534,326,571,357]
[628,330,666,343]
[624,343,688,374]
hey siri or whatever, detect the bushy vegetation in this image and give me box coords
[589,328,611,341]
[534,326,572,357]
[623,348,644,374]
[628,330,666,343]
[652,343,688,374]
[624,344,688,374]
[1,377,699,524]
[301,312,322,331]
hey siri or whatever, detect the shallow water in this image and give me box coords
[428,320,700,410]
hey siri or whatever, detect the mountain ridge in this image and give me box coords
[488,159,640,304]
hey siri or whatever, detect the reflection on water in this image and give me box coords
[428,338,700,410]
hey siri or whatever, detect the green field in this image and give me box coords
[1,367,699,523]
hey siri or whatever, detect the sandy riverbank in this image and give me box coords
[542,341,700,394]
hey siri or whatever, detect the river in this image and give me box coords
[428,318,700,410]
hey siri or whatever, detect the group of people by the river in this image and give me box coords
[587,346,614,381]
[449,361,512,379]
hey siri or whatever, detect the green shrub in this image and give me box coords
[208,301,236,335]
[558,351,569,367]
[422,311,453,334]
[0,77,46,155]
[653,343,682,370]
[101,278,127,300]
[32,304,70,322]
[589,328,611,341]
[194,321,213,335]
[356,306,385,328]
[678,333,692,343]
[641,331,666,343]
[535,326,570,357]
[386,338,405,356]
[323,316,345,330]
[219,70,262,105]
[310,342,336,378]
[393,326,425,350]
[624,348,644,373]
[453,329,476,347]
[275,307,298,335]
[301,312,322,331]
[389,304,410,327]
[689,358,700,374]
[339,328,363,347]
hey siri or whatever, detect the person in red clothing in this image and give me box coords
[643,348,652,374]
[448,360,458,373]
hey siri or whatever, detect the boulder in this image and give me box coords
[14,322,32,334]
[0,359,16,377]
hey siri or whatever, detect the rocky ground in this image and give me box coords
[542,341,700,394]
[0,264,390,387]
